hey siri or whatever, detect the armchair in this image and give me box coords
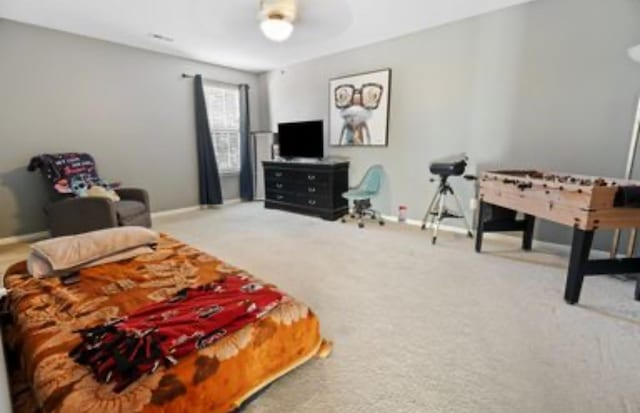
[29,153,152,237]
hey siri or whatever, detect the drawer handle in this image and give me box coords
[308,199,317,206]
[276,183,283,189]
[275,172,283,177]
[276,195,284,200]
[307,174,316,181]
[308,187,316,193]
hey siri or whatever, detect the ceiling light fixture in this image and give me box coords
[260,13,294,42]
[259,0,296,42]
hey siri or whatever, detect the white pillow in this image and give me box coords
[28,227,159,276]
[27,245,154,278]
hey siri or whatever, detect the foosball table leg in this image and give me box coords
[475,200,486,253]
[564,228,594,305]
[522,214,535,251]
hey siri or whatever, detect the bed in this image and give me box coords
[2,235,329,413]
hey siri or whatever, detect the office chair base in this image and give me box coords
[342,199,384,228]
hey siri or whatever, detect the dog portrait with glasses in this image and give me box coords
[330,69,391,147]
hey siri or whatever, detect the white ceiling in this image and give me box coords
[0,0,534,72]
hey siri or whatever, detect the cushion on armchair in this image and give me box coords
[115,200,147,219]
[83,185,121,201]
[115,197,152,228]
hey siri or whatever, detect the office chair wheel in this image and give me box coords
[358,222,365,229]
[350,214,356,219]
[379,220,385,226]
[432,237,437,245]
[467,231,473,238]
[421,224,426,230]
[341,217,347,223]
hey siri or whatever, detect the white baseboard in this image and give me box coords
[138,200,245,219]
[381,214,614,258]
[0,231,50,247]
[151,205,201,219]
[383,214,554,244]
[382,214,472,235]
[0,201,246,246]
[0,204,612,260]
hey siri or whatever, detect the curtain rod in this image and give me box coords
[181,73,248,88]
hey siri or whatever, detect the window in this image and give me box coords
[203,84,241,174]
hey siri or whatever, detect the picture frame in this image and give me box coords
[329,68,391,147]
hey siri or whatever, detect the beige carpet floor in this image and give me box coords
[2,202,640,413]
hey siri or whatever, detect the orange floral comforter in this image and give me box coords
[3,235,326,413]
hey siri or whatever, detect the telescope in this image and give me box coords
[422,153,474,244]
[429,153,468,178]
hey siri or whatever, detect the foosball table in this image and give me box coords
[475,170,640,304]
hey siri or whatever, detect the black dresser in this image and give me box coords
[263,160,349,220]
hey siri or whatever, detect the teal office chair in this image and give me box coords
[341,165,385,228]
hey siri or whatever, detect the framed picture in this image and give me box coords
[329,69,391,147]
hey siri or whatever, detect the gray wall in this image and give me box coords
[264,0,640,248]
[0,19,266,238]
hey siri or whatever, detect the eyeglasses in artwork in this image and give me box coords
[329,69,391,147]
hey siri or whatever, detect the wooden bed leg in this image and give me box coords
[522,214,535,251]
[316,339,333,359]
[475,200,486,253]
[564,228,594,305]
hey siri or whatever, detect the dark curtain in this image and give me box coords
[239,84,254,201]
[194,75,223,205]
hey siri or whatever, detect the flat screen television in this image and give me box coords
[278,120,324,159]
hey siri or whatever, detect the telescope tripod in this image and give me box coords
[421,175,473,245]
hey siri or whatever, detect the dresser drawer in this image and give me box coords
[265,179,326,193]
[265,180,294,192]
[266,191,330,210]
[263,160,349,221]
[265,169,295,181]
[299,184,325,195]
[300,171,330,184]
[265,190,295,204]
[265,168,330,185]
[296,194,331,209]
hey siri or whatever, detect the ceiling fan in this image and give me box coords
[259,0,297,42]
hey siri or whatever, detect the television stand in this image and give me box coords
[263,159,349,221]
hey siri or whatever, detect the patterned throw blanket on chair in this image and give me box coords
[27,152,112,196]
[70,274,283,392]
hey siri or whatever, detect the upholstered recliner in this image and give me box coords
[44,187,152,237]
[29,153,152,237]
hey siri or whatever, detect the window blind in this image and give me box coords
[203,84,241,174]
